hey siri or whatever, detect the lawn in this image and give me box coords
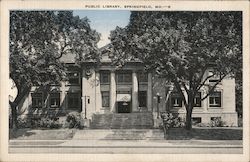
[166,127,243,140]
[9,128,76,140]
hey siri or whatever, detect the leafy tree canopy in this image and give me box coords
[110,11,242,129]
[9,11,100,128]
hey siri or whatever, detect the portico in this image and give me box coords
[106,69,153,113]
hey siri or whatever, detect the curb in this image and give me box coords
[9,145,243,148]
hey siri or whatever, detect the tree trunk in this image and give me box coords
[10,102,18,129]
[9,85,31,129]
[185,108,192,130]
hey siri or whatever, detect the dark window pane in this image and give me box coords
[100,71,110,84]
[68,93,80,109]
[194,92,201,107]
[138,72,148,82]
[171,92,182,107]
[209,92,221,107]
[117,72,132,83]
[101,91,109,107]
[31,93,43,108]
[139,91,147,107]
[50,93,60,108]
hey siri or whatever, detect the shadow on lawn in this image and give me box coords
[166,128,243,140]
[9,128,36,139]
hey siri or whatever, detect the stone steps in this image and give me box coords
[91,112,154,129]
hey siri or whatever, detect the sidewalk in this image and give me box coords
[9,138,243,148]
[9,129,243,154]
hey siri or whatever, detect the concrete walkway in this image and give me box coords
[9,129,242,148]
[9,129,243,154]
[9,139,243,154]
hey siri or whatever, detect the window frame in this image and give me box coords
[101,91,110,107]
[67,92,81,109]
[100,71,110,84]
[193,92,202,107]
[209,91,222,108]
[138,72,148,83]
[116,72,132,84]
[31,92,43,109]
[171,92,183,108]
[138,91,147,107]
[49,92,60,108]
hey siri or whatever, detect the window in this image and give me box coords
[194,92,202,107]
[101,91,110,107]
[208,71,221,84]
[209,91,221,107]
[138,72,148,83]
[31,93,43,108]
[209,79,219,83]
[117,72,132,83]
[50,93,60,108]
[68,93,81,109]
[171,92,182,107]
[139,91,147,107]
[67,72,80,85]
[192,117,201,124]
[100,71,110,84]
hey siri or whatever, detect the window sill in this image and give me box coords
[101,106,110,109]
[100,83,110,85]
[68,108,81,110]
[49,107,60,109]
[138,82,148,84]
[208,107,222,109]
[66,84,80,86]
[116,83,132,85]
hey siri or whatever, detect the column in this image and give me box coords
[82,69,88,116]
[202,89,208,112]
[109,70,116,112]
[60,82,66,112]
[147,73,153,111]
[95,71,101,113]
[132,71,138,112]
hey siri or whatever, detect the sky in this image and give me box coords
[73,10,131,47]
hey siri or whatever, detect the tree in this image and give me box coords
[110,11,242,130]
[9,11,100,129]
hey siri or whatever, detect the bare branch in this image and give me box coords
[173,78,188,108]
[196,72,216,92]
[200,74,227,101]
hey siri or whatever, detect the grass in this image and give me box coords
[9,128,76,140]
[166,127,242,140]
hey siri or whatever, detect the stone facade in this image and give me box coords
[16,51,238,127]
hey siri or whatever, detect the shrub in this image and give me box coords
[210,117,225,127]
[65,112,84,129]
[17,117,31,128]
[39,117,62,129]
[161,112,185,129]
[29,116,62,129]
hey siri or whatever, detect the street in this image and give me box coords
[9,139,243,154]
[9,146,242,154]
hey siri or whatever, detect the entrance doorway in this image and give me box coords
[117,101,131,113]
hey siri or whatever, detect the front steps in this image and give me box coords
[90,112,154,129]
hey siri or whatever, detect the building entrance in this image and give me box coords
[116,93,131,113]
[117,101,131,113]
